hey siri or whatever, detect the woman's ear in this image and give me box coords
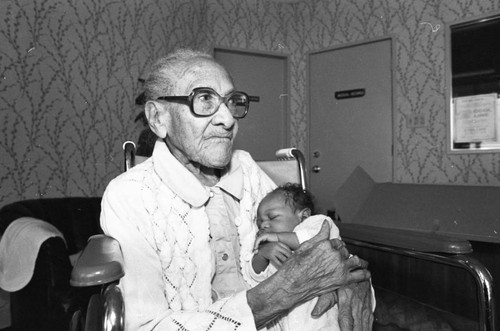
[145,101,168,139]
[298,208,311,221]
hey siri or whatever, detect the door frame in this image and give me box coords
[213,46,291,156]
[307,35,396,184]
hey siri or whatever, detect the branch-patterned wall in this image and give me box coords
[1,0,499,206]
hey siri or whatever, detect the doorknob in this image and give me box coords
[312,165,321,173]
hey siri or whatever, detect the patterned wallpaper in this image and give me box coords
[1,0,500,206]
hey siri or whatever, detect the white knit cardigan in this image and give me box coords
[101,141,276,330]
[146,149,275,311]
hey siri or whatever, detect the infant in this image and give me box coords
[250,183,341,331]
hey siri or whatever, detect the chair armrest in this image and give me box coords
[337,223,495,331]
[336,222,472,254]
[70,234,124,287]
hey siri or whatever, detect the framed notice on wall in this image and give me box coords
[451,93,500,152]
[454,94,496,142]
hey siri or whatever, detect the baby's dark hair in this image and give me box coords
[272,183,315,214]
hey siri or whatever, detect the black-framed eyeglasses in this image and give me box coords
[156,87,255,119]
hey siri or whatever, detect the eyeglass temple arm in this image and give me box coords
[157,96,189,102]
[249,96,260,102]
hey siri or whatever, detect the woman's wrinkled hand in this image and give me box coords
[289,221,370,296]
[305,223,374,330]
[337,280,374,331]
[248,220,372,329]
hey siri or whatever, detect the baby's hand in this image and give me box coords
[253,232,280,251]
[256,242,292,269]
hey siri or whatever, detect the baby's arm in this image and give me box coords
[253,232,300,251]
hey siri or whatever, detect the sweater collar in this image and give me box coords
[216,156,243,201]
[152,140,243,207]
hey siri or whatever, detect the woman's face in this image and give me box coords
[156,59,239,170]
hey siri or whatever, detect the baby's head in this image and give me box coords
[256,183,315,233]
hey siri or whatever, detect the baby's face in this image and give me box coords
[256,191,302,233]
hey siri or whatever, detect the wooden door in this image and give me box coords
[214,48,288,161]
[309,38,394,215]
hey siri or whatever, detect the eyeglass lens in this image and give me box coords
[193,89,248,118]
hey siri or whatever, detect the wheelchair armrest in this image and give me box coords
[70,234,124,287]
[335,222,472,254]
[337,222,496,330]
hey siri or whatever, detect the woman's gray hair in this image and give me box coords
[143,48,215,101]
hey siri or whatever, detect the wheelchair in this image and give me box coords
[68,144,308,331]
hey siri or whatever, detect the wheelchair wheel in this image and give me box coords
[84,294,103,331]
[69,309,83,331]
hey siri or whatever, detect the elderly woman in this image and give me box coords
[100,48,373,330]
